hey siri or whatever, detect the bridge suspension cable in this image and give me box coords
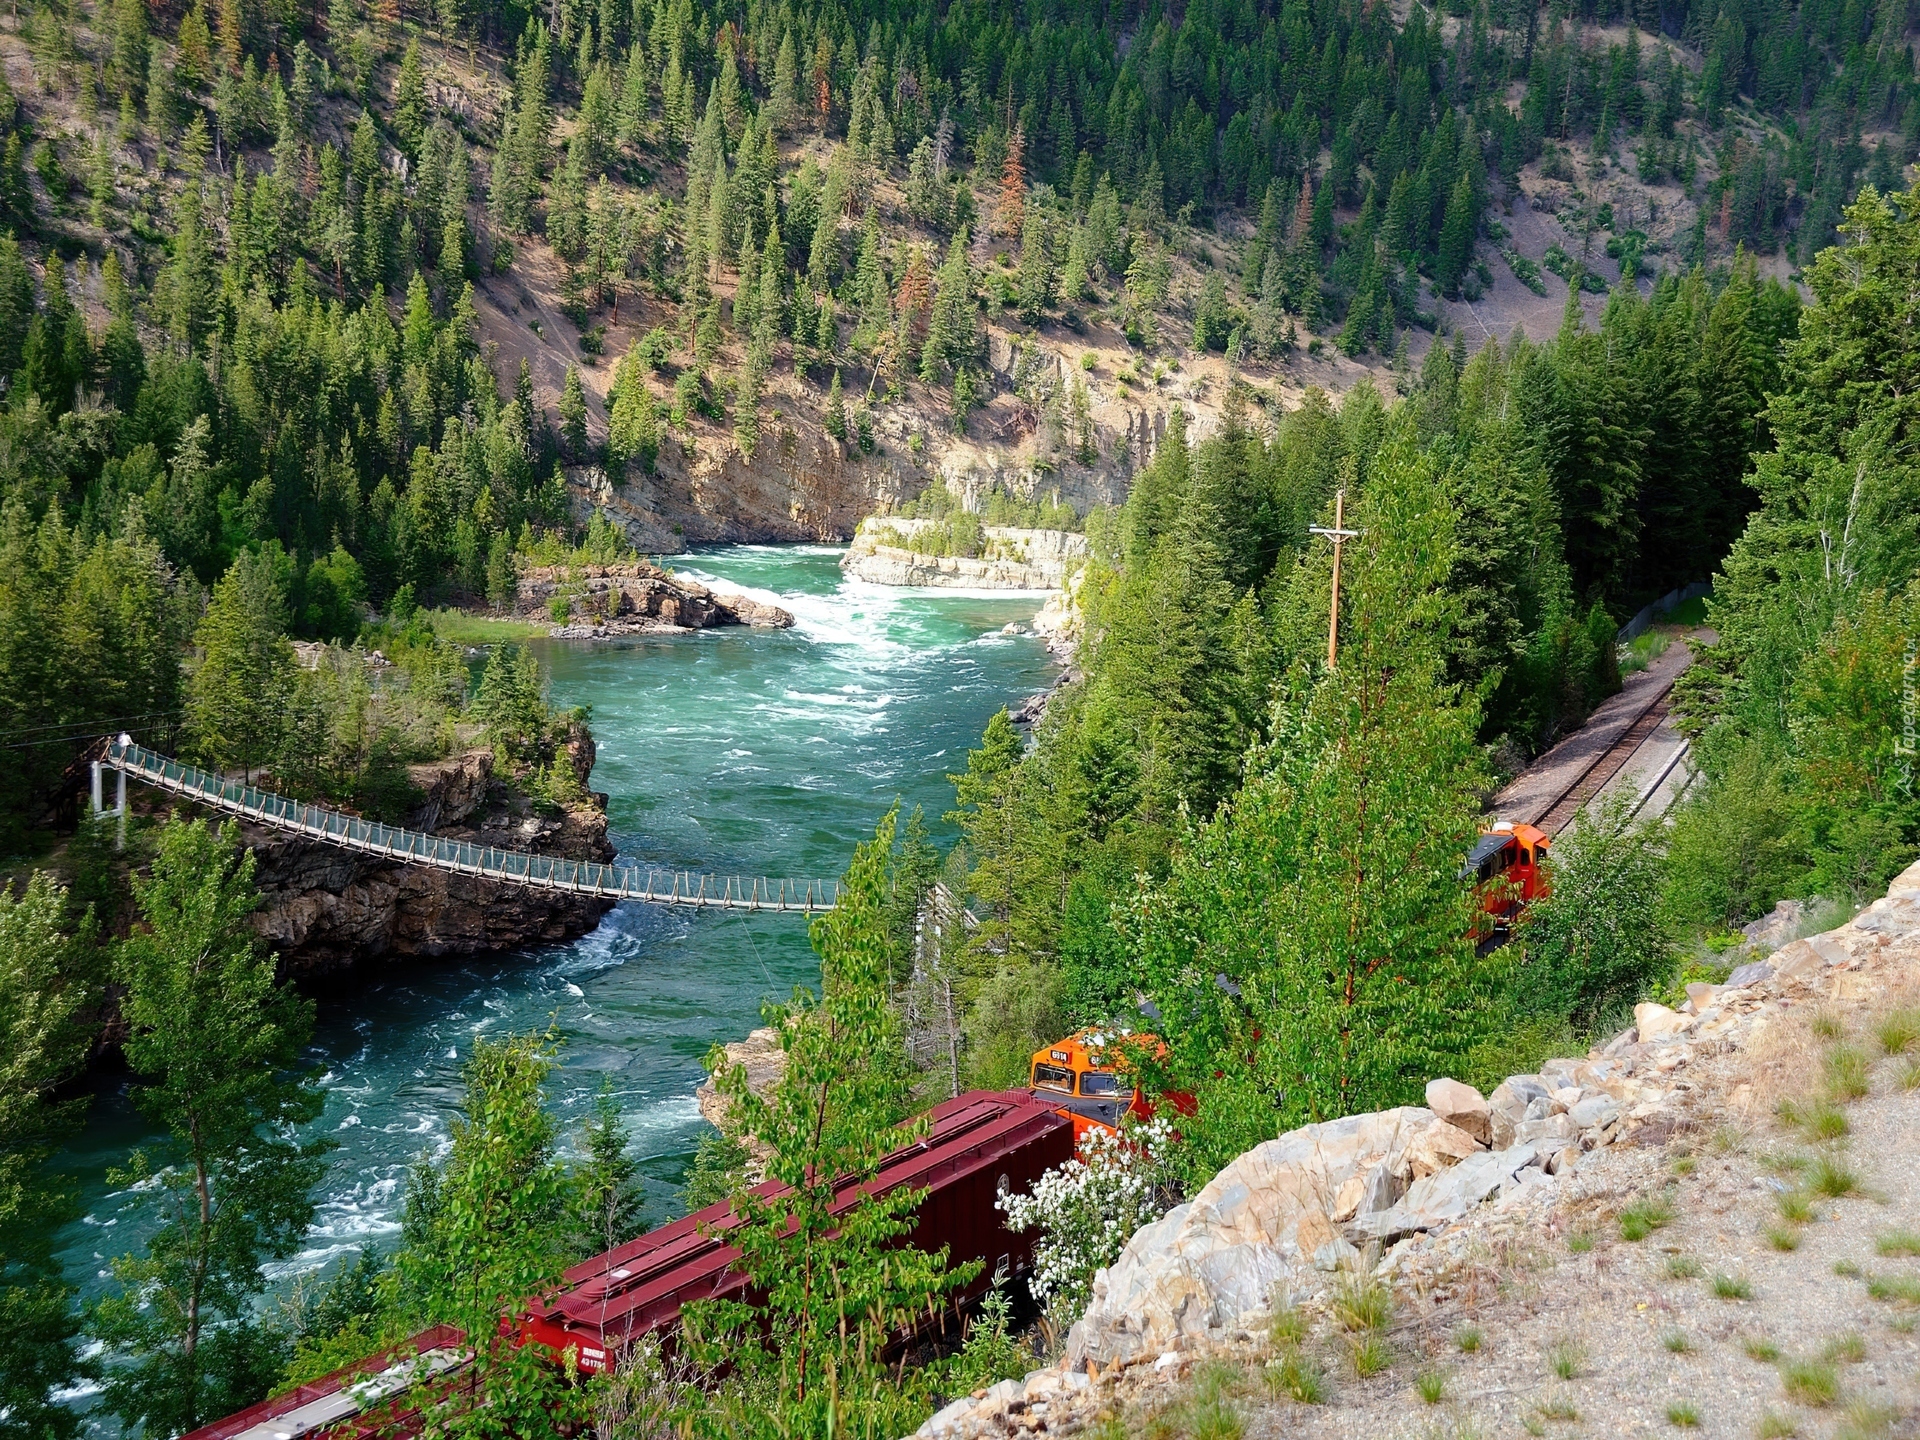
[96,737,839,914]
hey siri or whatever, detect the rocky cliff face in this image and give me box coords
[247,734,617,984]
[516,561,795,635]
[840,518,1089,589]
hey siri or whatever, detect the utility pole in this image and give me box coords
[1309,489,1362,670]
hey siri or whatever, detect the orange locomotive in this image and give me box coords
[1467,821,1553,933]
[1028,1028,1170,1142]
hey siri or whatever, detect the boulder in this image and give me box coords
[1684,982,1721,1012]
[1064,1107,1435,1369]
[1488,1075,1550,1148]
[1406,1117,1485,1178]
[714,592,797,627]
[1725,960,1774,989]
[1347,1145,1540,1245]
[1567,1095,1620,1131]
[1424,1077,1491,1144]
[1633,1002,1690,1042]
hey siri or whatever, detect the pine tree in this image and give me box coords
[1435,170,1475,298]
[920,229,974,381]
[559,364,591,460]
[733,355,762,457]
[997,124,1025,237]
[94,819,331,1437]
[110,0,149,100]
[570,1082,644,1252]
[186,548,295,780]
[1014,208,1055,323]
[769,29,799,132]
[395,41,427,155]
[824,369,847,440]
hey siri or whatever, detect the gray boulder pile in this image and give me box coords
[909,857,1920,1439]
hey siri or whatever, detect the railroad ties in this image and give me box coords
[97,737,840,914]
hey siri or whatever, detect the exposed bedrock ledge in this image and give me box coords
[840,517,1089,589]
[244,735,615,984]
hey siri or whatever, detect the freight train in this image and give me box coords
[180,1089,1072,1440]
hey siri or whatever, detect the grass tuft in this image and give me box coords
[1810,1008,1845,1040]
[1766,1225,1801,1252]
[1331,1273,1394,1334]
[1566,1231,1594,1254]
[1667,1401,1701,1427]
[1823,1043,1871,1101]
[1269,1302,1309,1348]
[1264,1350,1326,1405]
[1835,1259,1863,1278]
[1535,1392,1579,1422]
[1876,1007,1920,1056]
[1665,1254,1703,1279]
[1776,1189,1814,1223]
[1672,1155,1696,1175]
[1662,1328,1692,1353]
[1743,1336,1781,1362]
[1546,1338,1583,1380]
[1619,1194,1675,1241]
[1874,1229,1920,1257]
[1901,1056,1920,1091]
[1347,1334,1392,1379]
[1865,1273,1920,1306]
[1822,1332,1866,1363]
[1778,1357,1839,1407]
[1415,1368,1447,1404]
[1755,1410,1798,1438]
[1800,1101,1850,1140]
[1834,1400,1895,1440]
[1454,1324,1483,1353]
[1712,1273,1754,1300]
[1809,1152,1861,1198]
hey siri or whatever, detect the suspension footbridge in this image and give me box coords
[94,737,840,914]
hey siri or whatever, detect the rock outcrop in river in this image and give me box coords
[840,518,1088,589]
[517,562,794,636]
[245,725,616,983]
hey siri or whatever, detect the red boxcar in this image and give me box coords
[520,1088,1072,1372]
[178,1325,470,1440]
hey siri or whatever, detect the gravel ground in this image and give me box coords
[1204,1019,1920,1440]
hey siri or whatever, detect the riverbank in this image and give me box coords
[49,545,1057,1323]
[841,517,1089,589]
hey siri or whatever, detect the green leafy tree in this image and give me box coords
[682,811,972,1437]
[396,1033,575,1440]
[93,819,331,1438]
[0,875,95,1440]
[1512,796,1672,1033]
[1128,440,1490,1186]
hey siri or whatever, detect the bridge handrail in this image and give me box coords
[102,738,838,914]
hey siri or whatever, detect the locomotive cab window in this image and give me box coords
[1032,1064,1075,1092]
[1079,1071,1123,1097]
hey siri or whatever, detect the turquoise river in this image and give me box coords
[50,544,1056,1329]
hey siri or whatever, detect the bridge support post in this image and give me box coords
[115,768,126,851]
[90,762,103,817]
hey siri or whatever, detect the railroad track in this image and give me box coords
[1532,681,1676,837]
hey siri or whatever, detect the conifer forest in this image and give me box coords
[0,0,1917,1422]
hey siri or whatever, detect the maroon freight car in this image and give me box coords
[520,1088,1072,1372]
[178,1326,470,1440]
